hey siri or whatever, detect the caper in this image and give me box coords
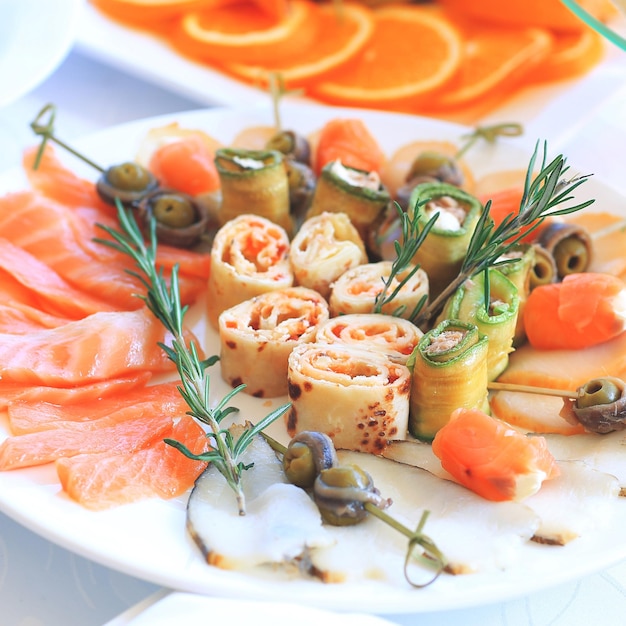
[577,378,623,409]
[106,162,155,192]
[151,194,196,229]
[283,442,317,488]
[553,237,590,276]
[406,151,464,187]
[313,464,390,527]
[283,431,337,488]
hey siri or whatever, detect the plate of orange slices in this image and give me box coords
[77,0,615,123]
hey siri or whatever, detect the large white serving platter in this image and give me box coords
[0,0,81,107]
[0,103,625,615]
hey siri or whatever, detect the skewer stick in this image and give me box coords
[488,381,578,399]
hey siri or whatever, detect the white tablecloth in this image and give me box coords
[1,19,626,626]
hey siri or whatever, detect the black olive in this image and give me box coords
[406,151,464,188]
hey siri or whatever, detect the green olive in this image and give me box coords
[266,130,311,164]
[151,194,196,228]
[529,244,557,289]
[553,237,590,276]
[407,151,464,187]
[106,162,154,192]
[320,465,370,490]
[283,441,317,488]
[577,378,623,409]
[266,130,296,155]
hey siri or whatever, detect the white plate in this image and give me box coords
[107,592,396,626]
[0,0,81,107]
[0,103,625,615]
[75,2,270,107]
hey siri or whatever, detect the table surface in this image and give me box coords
[1,6,626,624]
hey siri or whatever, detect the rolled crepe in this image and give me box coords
[219,287,330,398]
[290,212,367,299]
[207,214,293,327]
[286,343,411,453]
[329,260,429,320]
[314,313,422,365]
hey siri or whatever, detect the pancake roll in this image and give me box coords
[290,212,367,299]
[329,260,428,320]
[218,287,329,398]
[314,313,423,365]
[207,214,293,327]
[286,343,411,453]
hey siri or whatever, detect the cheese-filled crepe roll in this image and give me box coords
[286,343,411,453]
[408,319,490,442]
[306,160,391,245]
[207,214,293,328]
[329,260,429,320]
[219,287,329,398]
[215,147,293,234]
[290,212,367,299]
[315,313,422,365]
[408,182,482,299]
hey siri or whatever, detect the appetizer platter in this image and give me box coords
[0,102,626,615]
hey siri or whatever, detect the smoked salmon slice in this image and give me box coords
[0,302,69,334]
[0,191,206,309]
[56,416,209,510]
[0,372,152,411]
[23,146,211,281]
[0,237,116,319]
[431,407,560,502]
[0,408,173,470]
[7,381,186,434]
[0,307,180,387]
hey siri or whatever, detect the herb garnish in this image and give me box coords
[373,201,436,322]
[96,206,290,515]
[415,141,593,326]
[381,140,593,329]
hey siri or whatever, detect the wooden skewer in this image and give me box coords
[488,381,578,400]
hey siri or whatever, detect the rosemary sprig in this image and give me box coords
[415,141,594,327]
[95,203,290,515]
[373,201,437,323]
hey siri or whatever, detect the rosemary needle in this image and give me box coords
[95,202,290,515]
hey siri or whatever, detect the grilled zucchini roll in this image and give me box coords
[207,214,293,327]
[408,319,489,442]
[215,147,293,233]
[306,160,390,244]
[286,343,411,454]
[496,244,535,346]
[290,212,367,299]
[408,182,482,299]
[438,269,519,380]
[218,287,329,398]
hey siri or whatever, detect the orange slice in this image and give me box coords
[91,0,213,25]
[532,28,605,82]
[438,0,618,33]
[420,23,553,112]
[222,3,374,89]
[170,0,319,64]
[310,6,463,110]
